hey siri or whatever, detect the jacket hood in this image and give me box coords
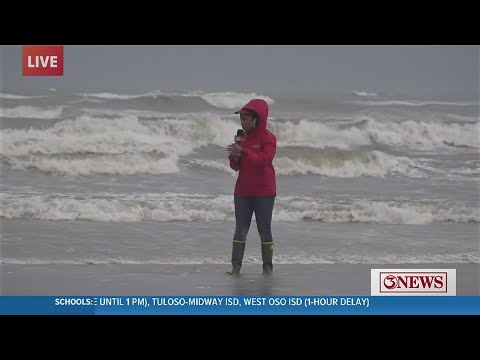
[236,99,269,130]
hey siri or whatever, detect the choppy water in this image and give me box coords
[1,89,478,265]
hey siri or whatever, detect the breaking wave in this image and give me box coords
[1,193,478,224]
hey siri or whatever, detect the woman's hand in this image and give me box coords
[227,143,242,156]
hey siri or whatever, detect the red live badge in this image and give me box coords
[22,45,64,76]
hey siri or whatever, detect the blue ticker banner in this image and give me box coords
[0,296,479,315]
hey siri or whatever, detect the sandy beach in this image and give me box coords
[2,263,478,296]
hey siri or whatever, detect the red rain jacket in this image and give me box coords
[229,99,277,196]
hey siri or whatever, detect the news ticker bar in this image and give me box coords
[0,296,479,315]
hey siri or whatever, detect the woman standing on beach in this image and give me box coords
[226,99,277,277]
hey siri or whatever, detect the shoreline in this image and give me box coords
[2,263,478,296]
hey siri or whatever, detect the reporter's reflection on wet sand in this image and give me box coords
[231,274,275,296]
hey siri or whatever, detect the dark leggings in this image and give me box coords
[233,195,275,242]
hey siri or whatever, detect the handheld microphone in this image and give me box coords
[233,129,244,161]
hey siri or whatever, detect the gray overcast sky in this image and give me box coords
[2,45,478,97]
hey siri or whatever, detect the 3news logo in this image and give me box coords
[371,269,456,296]
[22,45,63,76]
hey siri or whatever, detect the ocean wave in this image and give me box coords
[0,114,234,175]
[0,115,220,157]
[188,151,480,180]
[75,90,274,110]
[270,118,480,149]
[0,105,64,119]
[352,91,378,97]
[2,114,477,178]
[3,153,180,176]
[1,193,478,224]
[3,113,477,155]
[0,148,437,179]
[349,100,479,106]
[2,253,478,265]
[0,93,47,99]
[188,151,430,178]
[274,151,425,177]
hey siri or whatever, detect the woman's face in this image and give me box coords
[240,114,256,132]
